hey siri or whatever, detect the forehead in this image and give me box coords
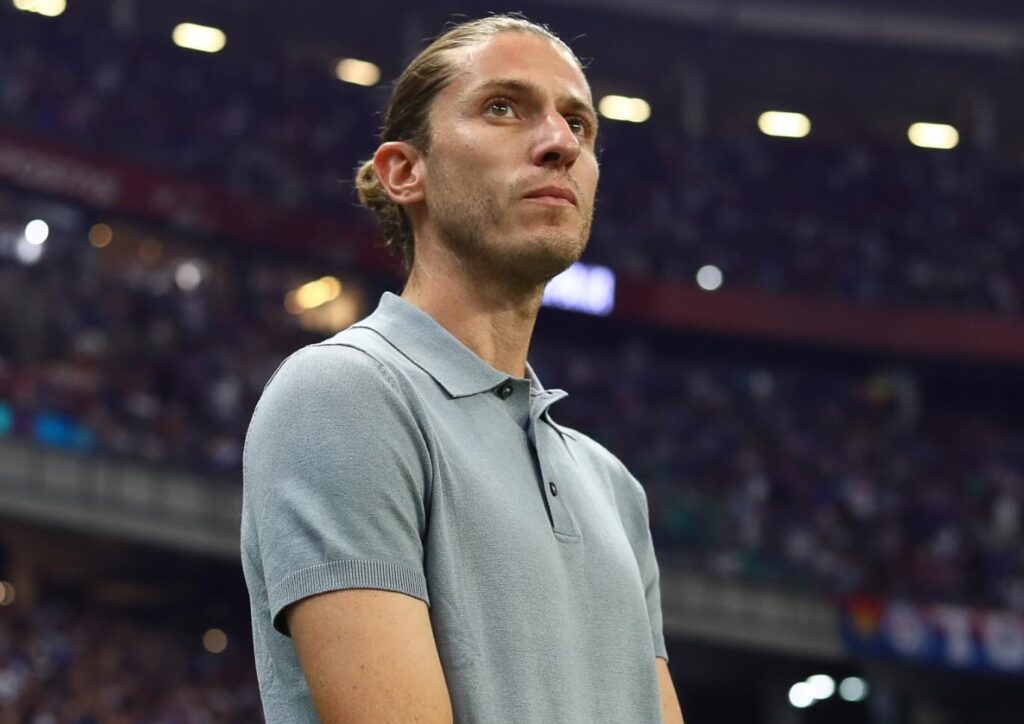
[446,31,592,106]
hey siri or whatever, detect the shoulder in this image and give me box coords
[257,331,400,408]
[246,336,420,459]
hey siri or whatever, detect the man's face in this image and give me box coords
[419,31,600,288]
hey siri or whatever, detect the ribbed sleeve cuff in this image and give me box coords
[269,559,430,635]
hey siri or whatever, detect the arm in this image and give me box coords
[286,589,454,724]
[656,656,685,724]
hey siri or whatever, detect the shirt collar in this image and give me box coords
[353,292,516,398]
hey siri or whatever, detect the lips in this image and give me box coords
[523,186,578,206]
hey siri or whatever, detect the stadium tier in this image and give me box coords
[1,6,1023,316]
[1,187,1022,615]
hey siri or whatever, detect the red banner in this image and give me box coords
[0,127,391,269]
[614,276,1024,363]
[4,125,1024,363]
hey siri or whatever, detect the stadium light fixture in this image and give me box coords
[89,223,113,248]
[172,22,227,54]
[788,682,815,709]
[203,628,228,654]
[175,260,205,292]
[806,674,836,700]
[908,122,959,150]
[12,0,66,17]
[285,276,342,313]
[542,262,616,316]
[14,236,43,265]
[598,95,651,123]
[839,676,869,702]
[758,111,811,138]
[696,264,723,291]
[334,58,381,87]
[24,219,49,246]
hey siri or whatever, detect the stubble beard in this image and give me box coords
[428,161,593,291]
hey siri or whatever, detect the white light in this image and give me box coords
[542,262,616,316]
[696,264,723,291]
[12,0,66,17]
[172,23,227,54]
[15,236,43,264]
[806,674,836,700]
[334,58,381,87]
[203,628,228,654]
[598,95,651,123]
[24,219,49,245]
[908,122,959,150]
[175,260,204,292]
[839,677,869,702]
[758,111,811,139]
[788,682,815,709]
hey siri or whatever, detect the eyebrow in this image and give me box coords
[463,77,600,135]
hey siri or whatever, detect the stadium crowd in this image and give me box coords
[1,191,1022,614]
[0,598,261,723]
[1,8,1023,315]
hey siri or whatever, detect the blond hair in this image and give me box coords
[354,15,581,272]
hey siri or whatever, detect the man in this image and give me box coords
[241,15,685,723]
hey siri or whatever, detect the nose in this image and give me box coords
[531,111,581,169]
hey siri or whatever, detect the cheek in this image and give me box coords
[579,159,600,203]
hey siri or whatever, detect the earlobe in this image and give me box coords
[373,142,425,206]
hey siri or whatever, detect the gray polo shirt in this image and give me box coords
[241,292,668,723]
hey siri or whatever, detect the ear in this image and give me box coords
[373,141,425,207]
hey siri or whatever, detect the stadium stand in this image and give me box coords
[3,1,1024,722]
[1,7,1022,314]
[0,597,260,722]
[1,187,1022,615]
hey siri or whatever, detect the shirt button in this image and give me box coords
[549,481,558,496]
[496,382,514,399]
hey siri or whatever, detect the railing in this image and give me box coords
[0,439,241,559]
[0,438,846,658]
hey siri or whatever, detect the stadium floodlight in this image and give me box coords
[839,676,869,702]
[12,0,66,17]
[542,262,616,315]
[203,628,228,654]
[758,111,811,138]
[89,223,113,248]
[696,264,723,291]
[598,95,651,123]
[175,260,205,292]
[24,219,49,246]
[908,122,959,150]
[806,674,836,700]
[172,23,227,54]
[14,236,43,265]
[285,276,342,313]
[788,682,815,709]
[335,58,381,87]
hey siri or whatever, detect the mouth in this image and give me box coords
[523,186,578,207]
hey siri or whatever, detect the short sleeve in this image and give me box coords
[242,343,432,636]
[626,472,669,661]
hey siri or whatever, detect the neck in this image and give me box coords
[400,245,545,379]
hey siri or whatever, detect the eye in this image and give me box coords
[485,97,515,117]
[566,116,591,137]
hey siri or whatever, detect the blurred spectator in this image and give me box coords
[1,187,1022,615]
[0,599,261,723]
[1,9,1022,314]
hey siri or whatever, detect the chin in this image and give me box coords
[500,232,587,286]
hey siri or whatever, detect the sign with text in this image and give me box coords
[840,596,1024,673]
